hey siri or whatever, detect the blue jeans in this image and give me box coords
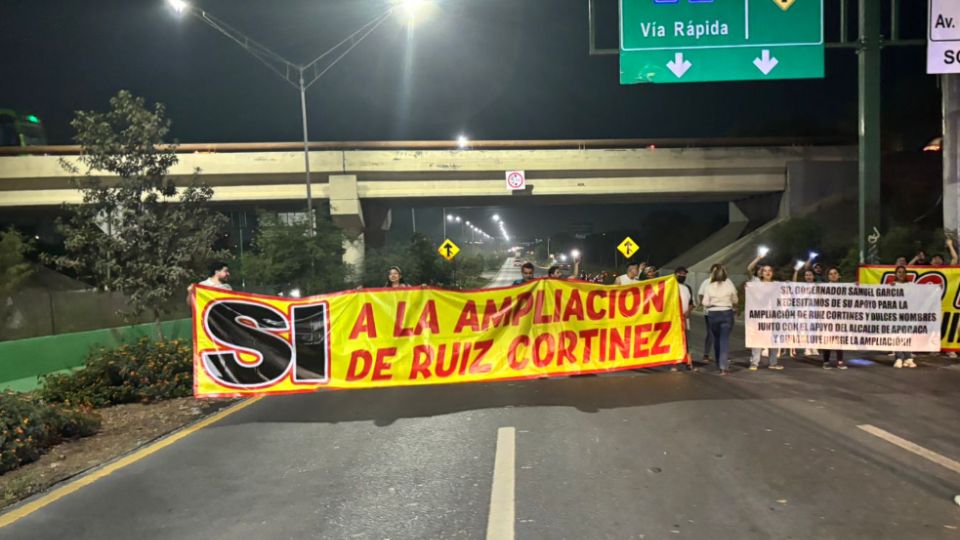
[708,310,734,371]
[751,347,780,367]
[703,315,713,358]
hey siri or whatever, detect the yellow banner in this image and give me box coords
[192,276,687,397]
[858,265,958,352]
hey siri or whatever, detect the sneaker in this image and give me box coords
[769,365,784,371]
[947,352,958,359]
[670,366,679,372]
[837,362,848,370]
[822,363,833,370]
[719,370,729,376]
[887,352,896,357]
[749,365,758,371]
[904,358,917,368]
[894,359,903,369]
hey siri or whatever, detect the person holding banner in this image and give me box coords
[385,266,410,288]
[791,266,820,357]
[929,237,958,266]
[701,264,738,375]
[615,263,641,285]
[746,263,783,371]
[891,265,918,369]
[513,262,536,285]
[821,266,848,370]
[671,266,697,372]
[186,261,232,307]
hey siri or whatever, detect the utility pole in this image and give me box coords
[944,75,960,239]
[857,0,881,264]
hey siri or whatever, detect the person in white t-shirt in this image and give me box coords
[187,261,232,307]
[746,262,783,371]
[701,264,738,375]
[698,263,724,363]
[672,266,697,372]
[615,263,641,286]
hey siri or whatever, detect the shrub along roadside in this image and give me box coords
[40,338,193,408]
[0,392,100,474]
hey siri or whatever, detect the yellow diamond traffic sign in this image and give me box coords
[617,237,638,259]
[773,0,796,11]
[438,239,460,261]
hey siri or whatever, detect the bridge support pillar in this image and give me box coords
[329,175,365,279]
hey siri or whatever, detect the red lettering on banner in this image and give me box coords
[633,323,652,357]
[508,336,530,370]
[609,327,630,361]
[534,291,554,324]
[586,290,606,320]
[607,289,617,318]
[409,345,433,380]
[579,329,598,363]
[533,333,556,368]
[393,302,413,337]
[454,301,481,333]
[651,322,672,355]
[371,348,397,381]
[470,340,494,374]
[598,328,607,360]
[349,303,377,339]
[482,297,513,330]
[436,343,458,377]
[512,293,533,326]
[346,350,373,380]
[558,330,577,365]
[415,301,440,335]
[457,342,474,375]
[553,290,563,322]
[618,288,640,317]
[642,282,665,314]
[563,290,585,321]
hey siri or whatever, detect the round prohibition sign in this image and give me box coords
[506,171,525,189]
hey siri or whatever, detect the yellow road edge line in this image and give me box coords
[0,396,263,529]
[857,423,960,476]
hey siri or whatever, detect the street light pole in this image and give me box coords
[298,71,314,230]
[167,0,408,234]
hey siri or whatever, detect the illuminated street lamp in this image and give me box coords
[166,0,430,233]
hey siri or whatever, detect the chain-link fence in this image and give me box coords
[1,289,188,341]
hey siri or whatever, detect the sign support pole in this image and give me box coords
[943,75,960,240]
[858,0,881,264]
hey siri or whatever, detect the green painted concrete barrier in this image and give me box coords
[0,319,192,392]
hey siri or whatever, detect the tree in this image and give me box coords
[361,234,455,288]
[242,211,346,295]
[45,90,227,335]
[0,228,32,299]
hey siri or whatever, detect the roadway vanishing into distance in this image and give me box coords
[2,261,959,539]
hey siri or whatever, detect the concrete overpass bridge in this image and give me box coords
[0,139,857,268]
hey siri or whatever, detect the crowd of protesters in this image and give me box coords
[192,236,958,375]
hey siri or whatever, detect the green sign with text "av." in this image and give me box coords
[620,0,824,84]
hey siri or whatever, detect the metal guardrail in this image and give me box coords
[0,137,856,156]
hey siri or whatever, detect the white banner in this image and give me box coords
[745,282,942,352]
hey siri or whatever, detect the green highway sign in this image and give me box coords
[620,0,824,84]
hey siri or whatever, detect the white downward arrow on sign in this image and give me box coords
[753,49,779,75]
[666,53,692,78]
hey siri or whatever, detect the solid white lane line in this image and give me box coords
[858,424,960,475]
[486,426,516,540]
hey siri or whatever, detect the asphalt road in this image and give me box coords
[3,263,960,539]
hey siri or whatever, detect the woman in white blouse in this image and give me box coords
[701,264,738,375]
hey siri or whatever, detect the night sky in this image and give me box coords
[0,0,941,146]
